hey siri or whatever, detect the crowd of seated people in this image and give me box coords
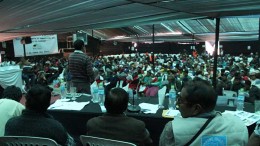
[16,56,66,91]
[12,49,259,101]
[89,51,259,104]
[1,49,259,145]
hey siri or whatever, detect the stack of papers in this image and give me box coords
[48,99,89,111]
[139,103,159,114]
[223,110,260,126]
[66,93,91,98]
[162,109,180,118]
[100,105,107,113]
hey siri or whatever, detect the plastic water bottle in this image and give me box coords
[168,85,176,110]
[53,80,57,88]
[92,86,99,103]
[60,83,66,99]
[236,92,245,111]
[98,83,105,106]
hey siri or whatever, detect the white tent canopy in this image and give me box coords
[0,0,260,42]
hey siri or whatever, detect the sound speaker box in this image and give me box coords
[24,37,32,44]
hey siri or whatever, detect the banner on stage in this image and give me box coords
[13,34,59,57]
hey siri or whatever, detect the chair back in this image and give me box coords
[158,86,167,96]
[0,136,58,146]
[122,83,129,91]
[80,135,136,146]
[216,96,229,106]
[223,90,237,97]
[217,96,237,106]
[116,80,124,88]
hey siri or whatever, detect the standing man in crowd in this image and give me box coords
[160,80,248,146]
[18,57,35,91]
[68,39,95,94]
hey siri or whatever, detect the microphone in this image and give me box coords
[127,86,140,113]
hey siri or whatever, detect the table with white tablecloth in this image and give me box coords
[0,65,23,90]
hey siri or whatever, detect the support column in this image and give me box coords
[152,24,155,44]
[92,30,94,57]
[212,18,220,89]
[258,18,260,57]
[23,44,26,58]
[152,24,155,68]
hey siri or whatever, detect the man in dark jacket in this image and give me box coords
[5,85,74,146]
[86,88,153,146]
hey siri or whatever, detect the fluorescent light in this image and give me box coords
[156,32,182,36]
[107,36,131,40]
[162,0,175,2]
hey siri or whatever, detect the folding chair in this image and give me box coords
[0,136,58,146]
[217,96,237,107]
[80,135,136,146]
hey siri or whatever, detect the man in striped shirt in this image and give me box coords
[68,39,94,94]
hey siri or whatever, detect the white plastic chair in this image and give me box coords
[0,136,58,146]
[216,96,229,106]
[158,86,167,95]
[122,83,129,92]
[223,90,237,97]
[80,135,136,146]
[217,96,237,106]
[116,80,124,88]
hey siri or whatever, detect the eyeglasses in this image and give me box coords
[176,95,190,105]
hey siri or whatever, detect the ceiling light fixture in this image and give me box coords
[156,32,182,36]
[108,36,131,40]
[162,0,175,3]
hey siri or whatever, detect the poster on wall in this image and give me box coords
[13,34,59,57]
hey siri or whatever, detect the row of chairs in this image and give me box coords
[0,135,136,146]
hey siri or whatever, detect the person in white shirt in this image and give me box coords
[247,121,260,146]
[160,80,248,146]
[0,85,24,136]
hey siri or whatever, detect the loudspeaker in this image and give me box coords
[1,42,6,48]
[24,37,32,44]
[73,33,87,45]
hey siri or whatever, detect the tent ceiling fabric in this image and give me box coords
[0,0,259,42]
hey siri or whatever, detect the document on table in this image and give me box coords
[223,110,260,126]
[139,103,159,114]
[48,99,90,111]
[162,109,180,118]
[100,105,107,113]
